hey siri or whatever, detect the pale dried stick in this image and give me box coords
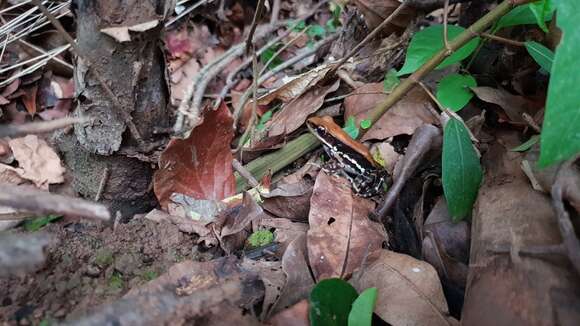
[0,116,86,138]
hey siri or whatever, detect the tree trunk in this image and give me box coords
[56,0,172,217]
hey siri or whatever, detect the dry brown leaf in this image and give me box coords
[262,179,313,222]
[352,250,456,326]
[258,217,308,255]
[354,0,416,34]
[256,64,335,106]
[267,80,340,137]
[240,258,286,320]
[307,171,386,281]
[471,86,534,123]
[8,135,65,188]
[270,235,315,315]
[269,299,309,326]
[153,103,236,208]
[344,83,438,141]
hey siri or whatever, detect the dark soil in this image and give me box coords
[0,218,205,325]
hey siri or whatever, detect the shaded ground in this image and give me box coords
[0,218,206,325]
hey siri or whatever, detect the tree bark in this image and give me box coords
[56,0,172,217]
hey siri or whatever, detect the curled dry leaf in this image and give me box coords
[344,83,438,141]
[8,135,65,188]
[307,171,387,281]
[154,103,235,208]
[267,80,340,138]
[255,64,336,106]
[351,250,456,326]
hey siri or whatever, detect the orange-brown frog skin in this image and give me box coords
[306,116,388,197]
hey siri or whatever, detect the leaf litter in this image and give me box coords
[1,0,579,325]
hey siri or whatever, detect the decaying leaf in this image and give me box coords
[344,83,438,141]
[8,135,65,188]
[254,64,335,106]
[351,250,456,326]
[154,103,235,208]
[471,86,535,123]
[307,171,386,281]
[354,0,416,34]
[261,178,314,222]
[267,80,340,137]
[271,235,315,315]
[258,217,308,255]
[240,258,286,320]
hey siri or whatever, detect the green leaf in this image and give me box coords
[260,45,283,69]
[343,116,360,139]
[525,41,554,72]
[530,0,554,32]
[494,3,554,32]
[511,135,540,152]
[247,230,274,248]
[256,110,273,131]
[397,25,480,76]
[308,25,326,38]
[436,73,477,111]
[539,0,580,166]
[24,214,62,232]
[442,117,482,221]
[348,287,377,326]
[360,119,372,130]
[383,69,400,92]
[310,278,358,326]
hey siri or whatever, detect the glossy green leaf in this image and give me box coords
[511,135,540,152]
[383,69,400,92]
[397,25,480,76]
[525,41,554,73]
[530,0,554,32]
[436,73,477,111]
[310,278,358,326]
[442,117,482,221]
[348,288,377,326]
[343,116,360,139]
[539,0,580,166]
[494,3,553,32]
[260,45,283,69]
[24,215,62,232]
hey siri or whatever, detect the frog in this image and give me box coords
[306,116,389,197]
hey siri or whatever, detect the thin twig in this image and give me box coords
[0,116,86,138]
[324,1,409,80]
[443,0,451,53]
[235,49,260,153]
[233,34,338,127]
[95,166,110,202]
[258,26,310,77]
[246,0,267,54]
[232,159,259,187]
[0,185,111,221]
[479,32,525,46]
[29,0,146,149]
[174,22,286,135]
